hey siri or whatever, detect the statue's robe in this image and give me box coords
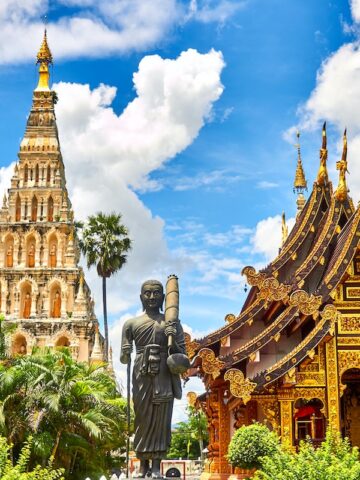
[121,313,185,459]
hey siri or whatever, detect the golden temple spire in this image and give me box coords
[281,211,288,247]
[316,122,328,186]
[293,131,307,212]
[35,28,53,92]
[335,129,349,202]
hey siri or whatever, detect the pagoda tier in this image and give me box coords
[0,31,103,363]
[187,127,360,480]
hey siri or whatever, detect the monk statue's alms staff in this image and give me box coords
[164,275,179,349]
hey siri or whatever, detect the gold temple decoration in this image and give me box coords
[241,266,291,307]
[225,313,236,323]
[334,129,349,202]
[224,368,256,404]
[326,337,340,430]
[338,350,360,390]
[187,391,198,407]
[198,348,225,379]
[288,290,322,318]
[281,212,288,247]
[317,121,328,186]
[259,399,280,432]
[35,29,53,92]
[184,332,200,360]
[293,131,307,212]
[257,277,292,308]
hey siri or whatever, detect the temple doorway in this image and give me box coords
[341,368,360,448]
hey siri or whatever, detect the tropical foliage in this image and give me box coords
[253,430,360,480]
[0,314,16,360]
[167,407,208,460]
[0,348,128,479]
[227,423,279,470]
[0,436,64,480]
[79,212,131,360]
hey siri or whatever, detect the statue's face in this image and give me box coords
[141,283,164,312]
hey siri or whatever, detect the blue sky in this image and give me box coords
[0,0,359,411]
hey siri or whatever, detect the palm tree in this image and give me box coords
[79,212,131,361]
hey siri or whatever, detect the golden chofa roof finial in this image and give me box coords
[316,121,328,186]
[281,211,288,247]
[293,131,307,212]
[335,129,349,202]
[35,26,53,92]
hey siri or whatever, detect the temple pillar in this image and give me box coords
[326,337,340,431]
[279,398,294,446]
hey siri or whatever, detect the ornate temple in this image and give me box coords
[186,124,360,479]
[0,32,102,363]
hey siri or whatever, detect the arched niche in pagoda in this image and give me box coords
[47,195,54,221]
[4,233,14,268]
[25,234,36,267]
[48,233,58,268]
[20,281,32,319]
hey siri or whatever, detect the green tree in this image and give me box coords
[227,423,279,470]
[253,430,360,480]
[0,436,64,480]
[79,212,131,360]
[167,407,208,460]
[0,348,129,479]
[0,315,16,360]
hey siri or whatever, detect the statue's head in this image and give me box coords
[140,279,164,313]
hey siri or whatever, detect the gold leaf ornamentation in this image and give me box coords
[198,348,225,379]
[224,368,256,404]
[242,266,266,287]
[225,313,236,323]
[289,290,322,317]
[257,277,292,307]
[187,391,197,407]
[184,332,200,360]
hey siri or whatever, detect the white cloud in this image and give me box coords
[52,48,224,317]
[351,0,360,23]
[256,180,279,189]
[186,0,244,24]
[251,214,295,262]
[0,0,244,64]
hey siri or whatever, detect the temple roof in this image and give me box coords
[189,125,360,399]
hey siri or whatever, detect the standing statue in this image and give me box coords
[6,245,13,268]
[49,244,57,268]
[51,291,61,318]
[120,277,190,479]
[23,292,31,318]
[28,243,35,267]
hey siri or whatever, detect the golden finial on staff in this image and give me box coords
[317,121,328,186]
[335,128,349,202]
[35,16,53,92]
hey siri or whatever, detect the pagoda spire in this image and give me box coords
[335,129,349,202]
[316,122,328,186]
[35,29,53,92]
[293,131,307,212]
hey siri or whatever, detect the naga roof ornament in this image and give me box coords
[334,129,349,202]
[317,121,329,186]
[281,211,288,247]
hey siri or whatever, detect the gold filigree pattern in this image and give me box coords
[326,338,340,430]
[280,400,293,445]
[198,348,225,379]
[184,332,200,360]
[294,387,326,409]
[338,337,360,346]
[297,372,326,386]
[225,313,236,323]
[242,266,266,287]
[338,350,360,385]
[187,391,197,407]
[338,316,360,334]
[257,277,292,307]
[259,399,280,432]
[224,368,256,404]
[289,290,322,318]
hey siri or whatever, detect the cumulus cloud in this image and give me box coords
[51,48,225,316]
[0,0,243,64]
[290,1,360,202]
[252,214,295,262]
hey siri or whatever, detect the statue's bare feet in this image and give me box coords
[151,459,162,479]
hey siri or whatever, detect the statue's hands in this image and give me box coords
[165,324,177,337]
[120,346,132,364]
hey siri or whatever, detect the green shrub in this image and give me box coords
[254,430,360,480]
[227,423,279,470]
[0,436,64,479]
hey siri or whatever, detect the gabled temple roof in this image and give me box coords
[190,125,360,397]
